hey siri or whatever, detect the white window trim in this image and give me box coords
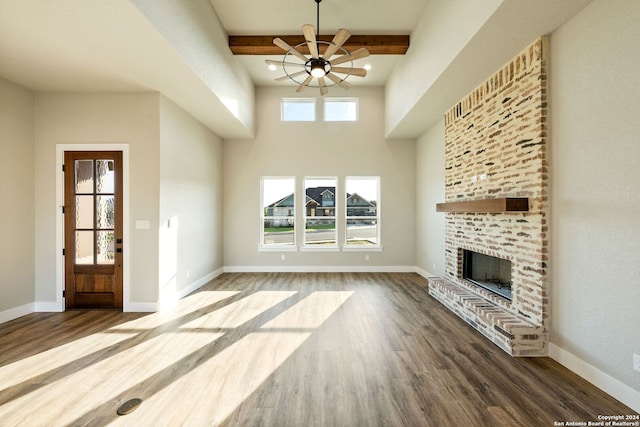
[302,176,339,251]
[260,176,297,251]
[281,98,316,122]
[300,246,341,252]
[323,97,359,122]
[344,176,382,251]
[342,246,383,253]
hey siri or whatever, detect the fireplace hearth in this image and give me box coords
[463,250,512,300]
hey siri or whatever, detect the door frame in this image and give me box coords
[55,144,130,312]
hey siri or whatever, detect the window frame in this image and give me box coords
[281,98,316,122]
[323,97,359,122]
[301,176,339,252]
[344,176,382,251]
[260,176,297,251]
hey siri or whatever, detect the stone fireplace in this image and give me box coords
[428,37,549,356]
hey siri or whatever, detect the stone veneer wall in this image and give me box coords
[429,37,549,356]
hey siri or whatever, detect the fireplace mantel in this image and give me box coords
[436,197,529,213]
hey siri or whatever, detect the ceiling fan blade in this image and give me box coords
[296,75,314,92]
[318,77,328,96]
[273,37,309,63]
[302,24,319,59]
[275,70,308,81]
[331,67,368,77]
[265,59,305,68]
[322,29,351,59]
[326,72,352,90]
[330,47,370,66]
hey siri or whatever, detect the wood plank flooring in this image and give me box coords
[0,273,636,426]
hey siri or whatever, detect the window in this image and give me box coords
[261,177,296,248]
[303,177,337,248]
[282,98,316,121]
[345,177,380,249]
[324,98,358,121]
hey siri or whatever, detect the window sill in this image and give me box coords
[301,246,340,252]
[342,246,383,252]
[258,245,298,252]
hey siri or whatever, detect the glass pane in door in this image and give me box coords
[75,160,94,193]
[73,159,116,266]
[75,195,94,229]
[96,231,115,264]
[96,160,115,193]
[96,195,115,229]
[75,230,94,264]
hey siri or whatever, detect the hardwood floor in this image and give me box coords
[0,273,635,426]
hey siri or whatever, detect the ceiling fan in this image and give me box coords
[265,0,370,96]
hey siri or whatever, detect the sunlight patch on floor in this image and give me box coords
[179,291,297,329]
[109,291,241,330]
[115,330,312,426]
[0,331,137,390]
[0,331,225,425]
[262,291,354,329]
[111,291,354,425]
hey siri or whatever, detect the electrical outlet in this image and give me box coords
[365,255,370,261]
[634,353,640,373]
[281,254,286,261]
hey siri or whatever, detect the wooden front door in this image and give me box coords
[64,151,123,309]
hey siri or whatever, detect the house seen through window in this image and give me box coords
[261,176,379,250]
[304,178,337,247]
[345,177,379,248]
[261,177,295,247]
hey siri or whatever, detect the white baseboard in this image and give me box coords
[35,301,63,312]
[223,265,417,273]
[124,302,157,312]
[157,268,225,311]
[184,267,223,295]
[549,343,640,413]
[0,303,35,324]
[415,267,435,280]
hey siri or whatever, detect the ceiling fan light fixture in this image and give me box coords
[271,0,369,95]
[310,64,326,78]
[308,59,330,78]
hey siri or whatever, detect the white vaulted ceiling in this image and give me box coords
[0,0,594,139]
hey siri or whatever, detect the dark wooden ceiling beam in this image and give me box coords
[229,35,409,55]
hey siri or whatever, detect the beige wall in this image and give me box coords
[158,96,223,306]
[415,119,445,277]
[223,87,416,269]
[385,0,502,137]
[34,92,160,306]
[0,78,35,315]
[130,0,255,137]
[549,0,640,394]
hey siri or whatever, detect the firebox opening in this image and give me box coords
[463,250,512,300]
